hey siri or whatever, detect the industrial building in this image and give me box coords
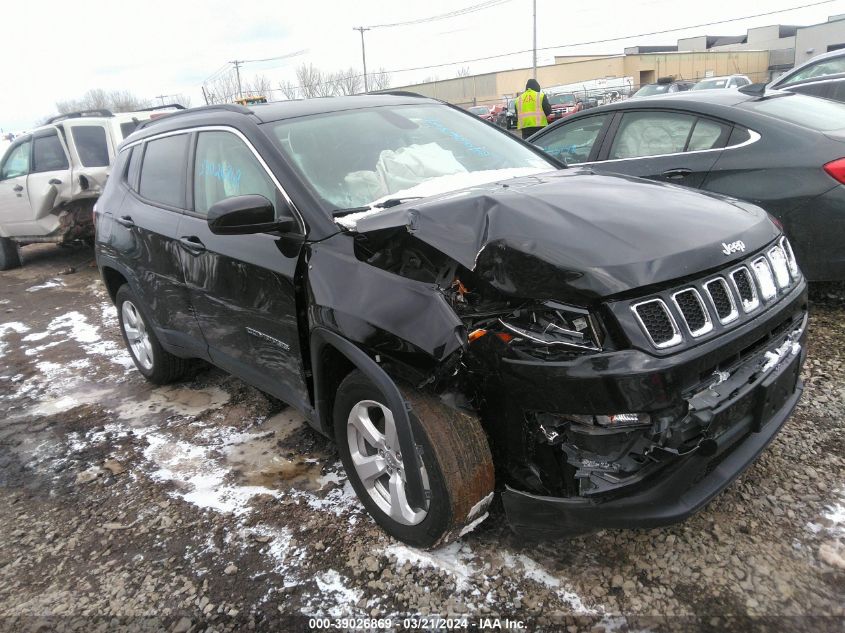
[394,15,845,108]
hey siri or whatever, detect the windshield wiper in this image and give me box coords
[374,196,423,209]
[332,206,372,218]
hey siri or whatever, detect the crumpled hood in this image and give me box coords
[353,169,780,302]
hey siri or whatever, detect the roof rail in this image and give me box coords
[134,103,187,112]
[45,109,114,124]
[368,90,429,98]
[134,103,253,132]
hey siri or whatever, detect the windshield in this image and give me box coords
[549,94,576,105]
[693,78,730,90]
[743,93,845,131]
[266,104,554,210]
[469,106,489,115]
[633,84,670,97]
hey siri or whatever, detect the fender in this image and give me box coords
[310,326,426,509]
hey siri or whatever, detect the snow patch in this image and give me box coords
[0,321,30,355]
[26,278,65,292]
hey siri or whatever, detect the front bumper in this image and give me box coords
[502,347,803,538]
[496,283,808,538]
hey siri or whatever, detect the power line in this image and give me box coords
[238,49,308,65]
[368,0,513,29]
[203,0,836,99]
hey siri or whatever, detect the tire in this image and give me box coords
[0,237,21,271]
[334,370,495,549]
[115,284,191,384]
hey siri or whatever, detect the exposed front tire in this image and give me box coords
[115,284,190,384]
[334,370,495,549]
[0,237,21,271]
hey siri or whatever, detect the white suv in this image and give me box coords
[0,105,183,269]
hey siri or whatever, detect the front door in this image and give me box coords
[27,130,73,232]
[595,110,730,188]
[0,139,32,235]
[177,129,309,409]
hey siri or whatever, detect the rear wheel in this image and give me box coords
[334,370,495,549]
[115,284,190,384]
[0,237,21,271]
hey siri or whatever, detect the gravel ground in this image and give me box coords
[0,244,843,633]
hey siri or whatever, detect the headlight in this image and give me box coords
[469,301,603,355]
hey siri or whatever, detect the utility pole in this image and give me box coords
[230,60,243,99]
[353,27,371,93]
[155,95,168,106]
[532,0,537,80]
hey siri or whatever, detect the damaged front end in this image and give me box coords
[314,172,807,537]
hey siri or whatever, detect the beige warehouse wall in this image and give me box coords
[393,51,770,108]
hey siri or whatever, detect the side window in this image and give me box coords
[71,126,110,167]
[727,126,752,146]
[533,114,610,165]
[32,133,69,173]
[139,134,189,208]
[787,58,845,84]
[0,141,31,179]
[790,82,831,98]
[609,112,696,159]
[193,131,276,215]
[686,118,730,151]
[120,121,140,140]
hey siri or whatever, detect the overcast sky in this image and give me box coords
[2,0,842,131]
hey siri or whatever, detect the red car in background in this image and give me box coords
[546,93,583,122]
[468,105,494,122]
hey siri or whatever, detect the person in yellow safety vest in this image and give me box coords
[516,78,552,139]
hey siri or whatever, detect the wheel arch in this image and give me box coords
[309,326,427,509]
[101,264,129,303]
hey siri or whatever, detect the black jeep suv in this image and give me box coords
[95,95,807,548]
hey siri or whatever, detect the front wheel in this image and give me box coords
[334,370,495,549]
[115,284,190,384]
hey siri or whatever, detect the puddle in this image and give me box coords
[115,385,231,421]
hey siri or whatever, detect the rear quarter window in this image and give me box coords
[72,126,110,167]
[138,134,189,208]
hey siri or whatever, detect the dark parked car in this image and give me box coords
[769,49,845,103]
[95,95,806,546]
[528,89,845,281]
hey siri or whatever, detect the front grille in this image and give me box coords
[752,257,777,300]
[704,277,737,323]
[768,246,790,289]
[731,267,759,312]
[633,300,680,348]
[672,289,712,336]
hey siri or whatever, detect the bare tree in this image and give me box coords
[203,70,240,104]
[369,68,392,91]
[278,79,299,100]
[296,63,324,99]
[244,74,273,100]
[55,88,150,114]
[455,66,471,78]
[170,94,192,108]
[335,68,363,95]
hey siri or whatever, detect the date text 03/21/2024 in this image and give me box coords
[307,617,527,630]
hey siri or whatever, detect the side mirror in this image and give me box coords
[207,194,298,235]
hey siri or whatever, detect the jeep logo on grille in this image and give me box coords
[721,240,746,256]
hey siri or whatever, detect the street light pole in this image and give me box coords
[532,0,537,80]
[353,26,371,93]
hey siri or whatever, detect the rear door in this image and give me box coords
[529,112,613,165]
[115,132,206,356]
[176,128,310,410]
[66,122,114,196]
[592,110,731,188]
[0,138,32,235]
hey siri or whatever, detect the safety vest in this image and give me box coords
[517,89,547,129]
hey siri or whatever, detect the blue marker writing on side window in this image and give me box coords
[199,159,242,191]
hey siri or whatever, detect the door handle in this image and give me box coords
[48,178,62,186]
[12,184,23,192]
[116,215,136,228]
[661,168,692,180]
[178,236,206,253]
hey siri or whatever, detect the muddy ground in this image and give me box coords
[0,243,843,633]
